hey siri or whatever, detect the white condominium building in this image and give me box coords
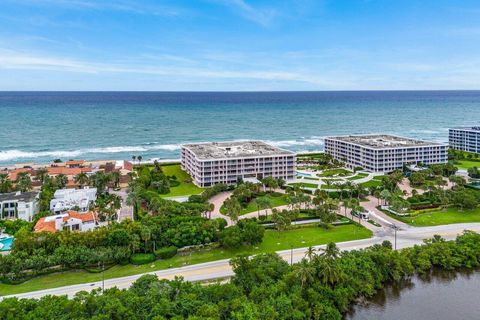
[181,141,296,187]
[449,127,480,153]
[324,134,447,173]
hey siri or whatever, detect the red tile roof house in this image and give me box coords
[34,210,98,233]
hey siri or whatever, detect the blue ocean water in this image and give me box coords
[0,91,479,166]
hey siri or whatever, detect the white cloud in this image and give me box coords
[212,0,277,26]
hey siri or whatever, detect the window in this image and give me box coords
[71,224,80,231]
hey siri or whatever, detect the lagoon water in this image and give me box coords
[1,91,480,166]
[346,270,480,320]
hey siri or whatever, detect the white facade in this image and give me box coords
[449,127,480,153]
[0,191,39,222]
[181,141,296,187]
[325,135,447,173]
[50,187,97,214]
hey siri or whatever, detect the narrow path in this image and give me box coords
[362,196,410,229]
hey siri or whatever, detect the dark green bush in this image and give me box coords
[154,246,178,259]
[130,253,156,265]
[169,180,180,187]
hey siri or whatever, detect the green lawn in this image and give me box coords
[454,160,480,170]
[359,175,386,188]
[0,224,372,296]
[221,194,289,215]
[289,182,318,189]
[160,164,204,197]
[318,168,352,177]
[392,207,480,226]
[347,173,369,180]
[303,176,320,181]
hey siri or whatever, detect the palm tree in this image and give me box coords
[0,174,13,193]
[74,172,89,188]
[319,242,340,260]
[132,155,136,164]
[137,155,143,163]
[224,197,241,223]
[16,172,32,192]
[305,246,317,261]
[34,168,48,184]
[126,183,141,218]
[380,189,392,206]
[373,189,381,206]
[140,226,152,253]
[55,174,68,189]
[109,171,121,189]
[294,259,315,289]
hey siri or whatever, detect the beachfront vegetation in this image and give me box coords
[2,231,479,319]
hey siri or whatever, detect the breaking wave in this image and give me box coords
[0,137,325,163]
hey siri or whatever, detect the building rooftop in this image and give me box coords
[451,127,480,131]
[0,191,39,202]
[182,141,295,160]
[326,134,444,149]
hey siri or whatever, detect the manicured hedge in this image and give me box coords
[130,253,156,265]
[154,246,178,259]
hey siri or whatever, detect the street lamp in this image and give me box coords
[391,224,399,250]
[290,246,293,265]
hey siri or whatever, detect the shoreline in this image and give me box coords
[0,150,325,169]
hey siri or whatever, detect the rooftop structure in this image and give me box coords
[181,141,296,187]
[325,134,447,173]
[34,210,97,233]
[182,141,294,160]
[327,134,444,149]
[50,187,97,214]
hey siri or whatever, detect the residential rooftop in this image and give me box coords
[326,134,444,149]
[0,191,39,202]
[182,141,295,160]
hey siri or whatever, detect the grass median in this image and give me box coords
[0,224,372,296]
[386,207,480,226]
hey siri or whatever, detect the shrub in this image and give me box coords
[169,180,180,187]
[130,253,156,265]
[154,246,178,259]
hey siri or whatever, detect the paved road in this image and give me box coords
[5,222,480,300]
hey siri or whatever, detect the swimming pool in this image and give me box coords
[296,171,313,177]
[0,237,14,251]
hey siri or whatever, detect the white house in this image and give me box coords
[50,187,97,214]
[34,210,97,233]
[0,191,39,222]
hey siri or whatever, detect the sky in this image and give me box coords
[1,0,480,91]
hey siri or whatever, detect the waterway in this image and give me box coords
[346,269,480,320]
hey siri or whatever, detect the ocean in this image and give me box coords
[1,91,479,166]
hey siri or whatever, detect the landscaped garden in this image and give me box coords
[318,168,352,177]
[0,224,372,295]
[220,193,289,215]
[346,172,369,180]
[289,182,318,188]
[160,164,204,197]
[388,207,480,227]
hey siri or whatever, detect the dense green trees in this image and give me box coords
[219,220,264,248]
[2,232,479,319]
